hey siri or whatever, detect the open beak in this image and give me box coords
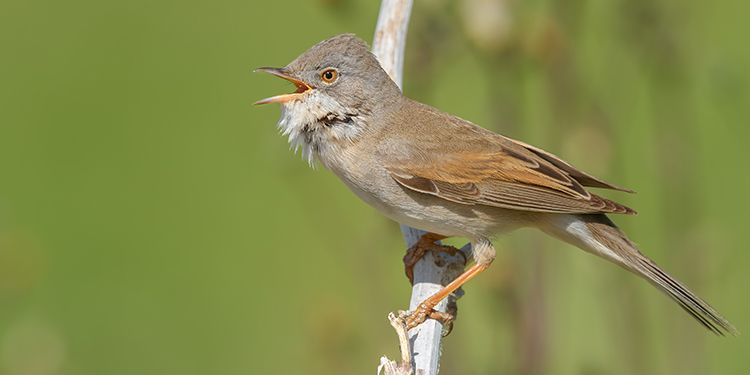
[254,67,313,105]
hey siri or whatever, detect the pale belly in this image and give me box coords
[329,162,534,239]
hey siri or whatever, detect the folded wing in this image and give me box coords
[387,135,635,215]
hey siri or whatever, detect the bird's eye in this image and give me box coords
[320,68,338,83]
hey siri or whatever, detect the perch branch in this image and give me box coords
[372,1,470,374]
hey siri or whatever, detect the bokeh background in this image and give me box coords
[1,0,748,374]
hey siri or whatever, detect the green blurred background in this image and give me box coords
[1,0,748,373]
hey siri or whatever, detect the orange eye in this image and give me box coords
[321,68,338,83]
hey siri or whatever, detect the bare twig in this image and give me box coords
[372,0,413,87]
[377,311,412,375]
[372,1,470,374]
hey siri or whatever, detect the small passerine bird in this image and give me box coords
[255,34,736,335]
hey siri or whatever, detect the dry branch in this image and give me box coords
[372,1,470,374]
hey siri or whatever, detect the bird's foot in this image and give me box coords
[404,300,455,335]
[403,232,464,284]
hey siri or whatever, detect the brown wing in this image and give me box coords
[509,138,634,193]
[388,151,635,215]
[382,99,635,215]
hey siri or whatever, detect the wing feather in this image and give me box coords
[383,99,635,215]
[509,138,635,193]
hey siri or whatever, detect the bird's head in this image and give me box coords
[255,34,400,164]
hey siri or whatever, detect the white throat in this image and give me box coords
[277,90,365,166]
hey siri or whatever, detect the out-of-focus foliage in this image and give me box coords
[0,0,747,374]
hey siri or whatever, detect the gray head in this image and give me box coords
[255,34,401,164]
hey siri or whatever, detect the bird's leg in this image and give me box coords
[405,239,495,331]
[403,232,464,284]
[404,262,491,330]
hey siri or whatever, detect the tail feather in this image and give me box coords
[543,213,738,336]
[634,253,736,335]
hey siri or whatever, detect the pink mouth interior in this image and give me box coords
[295,83,308,93]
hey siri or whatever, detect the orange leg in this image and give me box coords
[405,261,492,331]
[403,232,464,284]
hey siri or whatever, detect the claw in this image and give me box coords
[404,301,455,332]
[403,233,463,284]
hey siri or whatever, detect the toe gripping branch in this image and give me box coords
[403,233,466,285]
[402,233,479,336]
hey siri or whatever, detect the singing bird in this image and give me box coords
[255,34,736,335]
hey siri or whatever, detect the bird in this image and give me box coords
[254,33,737,335]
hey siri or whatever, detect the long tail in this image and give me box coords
[541,213,738,336]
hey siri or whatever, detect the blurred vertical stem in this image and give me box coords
[465,5,552,373]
